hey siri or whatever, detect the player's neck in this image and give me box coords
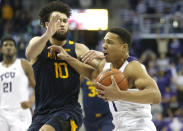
[50,38,67,46]
[2,56,16,67]
[112,54,129,69]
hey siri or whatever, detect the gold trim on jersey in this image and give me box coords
[96,113,102,117]
[69,41,74,45]
[48,52,57,60]
[70,119,78,131]
[64,49,71,52]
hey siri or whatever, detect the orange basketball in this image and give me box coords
[95,68,128,91]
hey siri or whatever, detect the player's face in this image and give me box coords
[103,32,127,63]
[50,11,69,41]
[1,41,16,57]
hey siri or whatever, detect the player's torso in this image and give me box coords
[82,79,111,117]
[103,56,154,126]
[33,40,80,112]
[0,59,29,109]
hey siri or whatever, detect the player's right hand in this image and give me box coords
[21,101,32,109]
[45,14,61,38]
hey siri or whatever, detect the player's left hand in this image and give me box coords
[21,101,32,109]
[48,45,70,60]
[96,75,122,101]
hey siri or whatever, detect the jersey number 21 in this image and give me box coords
[3,82,12,93]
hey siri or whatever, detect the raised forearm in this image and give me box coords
[118,88,161,104]
[65,55,95,79]
[26,32,50,60]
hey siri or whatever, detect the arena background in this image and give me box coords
[1,0,183,130]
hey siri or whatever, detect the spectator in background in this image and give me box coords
[131,29,141,57]
[136,0,146,14]
[167,95,180,117]
[176,56,183,72]
[17,35,26,58]
[147,60,158,82]
[1,0,13,21]
[156,53,169,71]
[172,69,183,105]
[162,86,173,117]
[153,113,167,131]
[139,50,157,67]
[156,37,169,56]
[167,117,183,131]
[169,37,182,58]
[156,69,170,96]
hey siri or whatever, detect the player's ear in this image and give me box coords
[122,43,128,51]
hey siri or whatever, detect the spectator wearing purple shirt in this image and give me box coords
[169,38,182,57]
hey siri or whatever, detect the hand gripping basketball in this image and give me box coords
[95,68,128,91]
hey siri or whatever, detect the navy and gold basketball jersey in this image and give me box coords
[82,79,111,117]
[33,40,81,117]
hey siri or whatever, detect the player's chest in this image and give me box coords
[0,68,21,82]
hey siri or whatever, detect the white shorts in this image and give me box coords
[0,108,32,131]
[112,116,157,131]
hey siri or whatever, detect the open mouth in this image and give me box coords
[103,52,108,57]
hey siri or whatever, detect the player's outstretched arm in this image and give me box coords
[81,50,105,64]
[75,44,106,80]
[79,49,106,81]
[26,14,61,63]
[97,61,161,104]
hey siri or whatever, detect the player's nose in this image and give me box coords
[102,43,107,49]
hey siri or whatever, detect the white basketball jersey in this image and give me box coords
[0,59,29,109]
[103,59,157,131]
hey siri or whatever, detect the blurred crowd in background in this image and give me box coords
[1,0,183,130]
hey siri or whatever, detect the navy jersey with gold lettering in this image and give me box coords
[82,79,111,117]
[33,40,82,125]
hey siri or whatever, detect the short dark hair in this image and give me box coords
[108,27,132,49]
[39,1,71,27]
[1,37,16,48]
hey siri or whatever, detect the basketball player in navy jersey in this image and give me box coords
[26,1,97,131]
[0,37,35,131]
[81,77,114,131]
[51,27,162,130]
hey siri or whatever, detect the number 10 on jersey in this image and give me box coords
[54,62,69,79]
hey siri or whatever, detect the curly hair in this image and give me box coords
[39,1,71,27]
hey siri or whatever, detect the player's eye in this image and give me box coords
[107,40,112,44]
[63,19,68,23]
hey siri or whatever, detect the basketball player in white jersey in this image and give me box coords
[48,27,161,130]
[0,37,35,131]
[80,27,161,131]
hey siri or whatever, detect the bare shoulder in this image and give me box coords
[29,36,41,43]
[75,43,89,58]
[124,60,147,79]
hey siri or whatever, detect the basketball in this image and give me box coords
[95,68,128,91]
